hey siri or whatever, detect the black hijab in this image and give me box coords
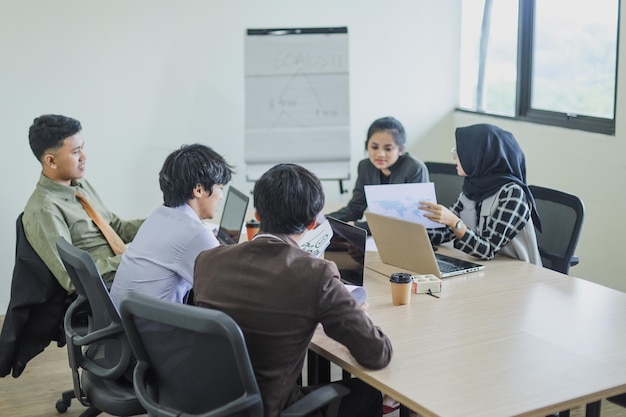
[456,124,541,231]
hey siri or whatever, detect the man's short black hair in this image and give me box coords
[159,144,234,207]
[253,163,325,234]
[29,114,82,161]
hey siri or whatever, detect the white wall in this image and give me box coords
[0,0,460,312]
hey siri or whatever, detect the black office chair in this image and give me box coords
[119,291,350,417]
[528,185,585,275]
[56,237,145,417]
[424,161,463,209]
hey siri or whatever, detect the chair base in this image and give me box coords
[56,389,102,416]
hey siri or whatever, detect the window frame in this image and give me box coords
[459,0,621,136]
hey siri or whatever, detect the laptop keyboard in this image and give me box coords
[437,261,463,273]
[216,229,236,245]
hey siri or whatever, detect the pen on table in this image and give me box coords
[427,289,440,298]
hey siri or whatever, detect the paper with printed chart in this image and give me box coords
[299,217,333,258]
[364,182,445,229]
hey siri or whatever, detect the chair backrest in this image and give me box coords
[56,237,133,385]
[425,161,463,208]
[119,291,264,417]
[528,185,585,275]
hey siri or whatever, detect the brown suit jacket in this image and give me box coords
[194,233,392,417]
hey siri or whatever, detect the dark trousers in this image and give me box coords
[301,377,382,417]
[333,378,383,417]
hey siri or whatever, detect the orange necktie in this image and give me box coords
[75,191,127,255]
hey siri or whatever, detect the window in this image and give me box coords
[459,0,620,135]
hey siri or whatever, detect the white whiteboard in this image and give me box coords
[244,27,350,180]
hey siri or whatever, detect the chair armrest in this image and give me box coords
[65,299,132,380]
[280,383,350,417]
[72,322,124,346]
[569,255,579,267]
[63,297,89,334]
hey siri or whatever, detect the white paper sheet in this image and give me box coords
[364,182,445,228]
[344,284,367,305]
[299,217,333,258]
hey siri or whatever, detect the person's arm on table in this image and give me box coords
[317,267,392,369]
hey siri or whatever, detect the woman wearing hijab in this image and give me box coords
[419,123,542,265]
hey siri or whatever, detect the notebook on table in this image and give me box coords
[215,186,250,245]
[365,211,484,278]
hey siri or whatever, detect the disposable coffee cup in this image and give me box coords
[246,219,260,241]
[389,272,413,306]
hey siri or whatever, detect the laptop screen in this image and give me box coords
[217,186,250,245]
[324,217,367,286]
[365,211,483,278]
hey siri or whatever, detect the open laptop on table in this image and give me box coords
[324,217,367,287]
[324,217,368,305]
[365,211,484,278]
[215,186,250,245]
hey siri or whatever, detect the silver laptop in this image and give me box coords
[365,211,484,278]
[215,186,250,245]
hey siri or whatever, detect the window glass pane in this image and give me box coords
[459,0,519,115]
[532,0,618,118]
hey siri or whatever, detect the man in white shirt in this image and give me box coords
[110,144,233,308]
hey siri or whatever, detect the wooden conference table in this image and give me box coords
[309,246,626,417]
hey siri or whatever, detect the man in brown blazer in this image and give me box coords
[193,163,393,417]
